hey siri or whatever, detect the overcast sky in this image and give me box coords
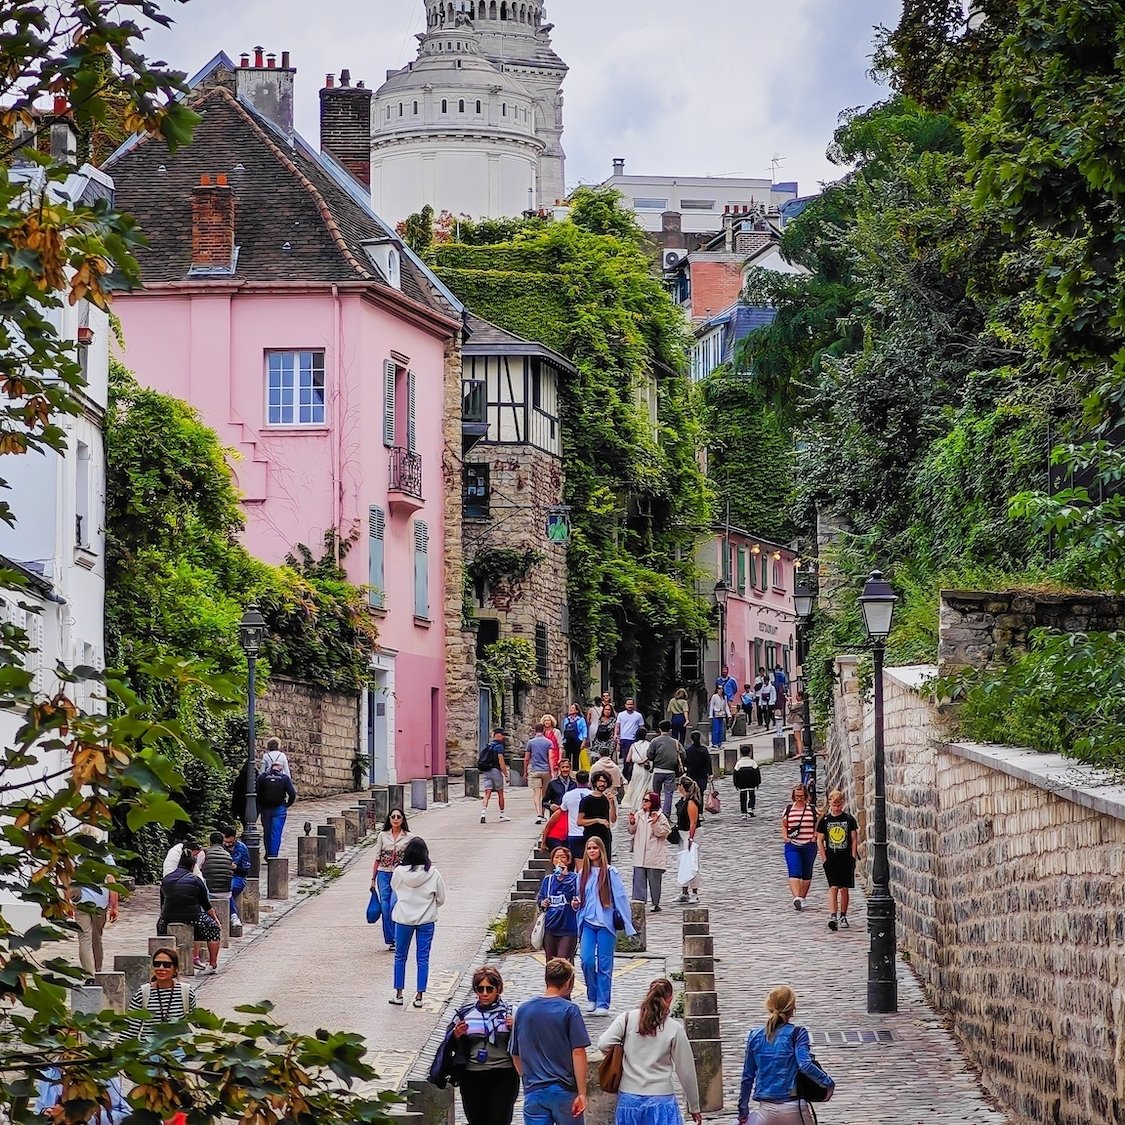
[143,0,903,196]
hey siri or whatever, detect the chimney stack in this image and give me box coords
[49,97,78,168]
[191,174,236,272]
[320,69,373,189]
[236,46,297,135]
[612,157,625,176]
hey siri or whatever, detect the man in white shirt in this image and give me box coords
[259,737,291,776]
[559,772,592,863]
[614,699,644,759]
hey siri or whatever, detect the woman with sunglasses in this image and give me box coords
[448,967,518,1125]
[627,792,672,912]
[372,808,413,950]
[124,948,196,1040]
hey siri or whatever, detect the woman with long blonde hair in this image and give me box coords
[736,986,834,1123]
[572,836,634,1016]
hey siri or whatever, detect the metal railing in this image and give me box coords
[389,447,423,498]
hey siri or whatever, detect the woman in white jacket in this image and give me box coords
[597,977,701,1124]
[389,837,446,1008]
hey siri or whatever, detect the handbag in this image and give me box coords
[366,888,382,924]
[704,782,721,815]
[531,908,546,950]
[793,1025,831,1103]
[597,1012,628,1093]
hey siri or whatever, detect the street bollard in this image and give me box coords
[370,787,389,824]
[342,809,361,844]
[297,834,319,877]
[410,778,428,811]
[330,815,350,849]
[463,768,480,798]
[690,1039,724,1113]
[318,822,338,859]
[314,830,329,872]
[241,876,261,926]
[114,954,151,998]
[723,744,739,773]
[358,798,377,832]
[387,783,405,812]
[267,857,290,900]
[167,923,195,977]
[212,892,231,948]
[70,984,105,1014]
[94,971,127,1012]
[432,775,449,804]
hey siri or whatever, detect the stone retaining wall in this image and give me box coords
[828,664,1125,1125]
[256,676,359,797]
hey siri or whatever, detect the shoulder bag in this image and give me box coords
[792,1024,832,1103]
[704,780,721,815]
[597,1012,628,1093]
[531,898,547,951]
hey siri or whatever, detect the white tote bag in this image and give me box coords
[531,908,546,951]
[676,841,699,885]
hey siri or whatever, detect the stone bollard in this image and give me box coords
[70,984,106,1014]
[230,919,243,939]
[297,834,319,877]
[114,954,151,998]
[683,906,710,925]
[682,922,710,937]
[690,1038,724,1113]
[731,711,748,738]
[316,824,335,865]
[683,934,714,959]
[410,778,428,811]
[351,805,370,838]
[772,735,788,763]
[686,1014,721,1041]
[358,798,377,832]
[684,991,718,1018]
[168,923,195,976]
[329,817,349,852]
[683,955,714,975]
[616,899,647,953]
[94,971,127,1012]
[267,857,290,900]
[432,775,449,804]
[387,783,405,812]
[509,759,526,787]
[464,768,480,799]
[507,899,539,949]
[708,749,721,779]
[242,876,261,926]
[684,970,715,993]
[724,744,739,773]
[212,892,231,948]
[405,1078,455,1124]
[342,808,362,844]
[370,786,390,825]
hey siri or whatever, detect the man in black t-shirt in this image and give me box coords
[577,772,615,857]
[816,790,859,932]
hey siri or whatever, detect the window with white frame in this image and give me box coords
[266,351,326,426]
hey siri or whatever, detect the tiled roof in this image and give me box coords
[105,82,453,317]
[463,313,575,372]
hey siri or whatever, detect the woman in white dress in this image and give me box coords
[621,727,653,810]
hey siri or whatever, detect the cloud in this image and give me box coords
[140,0,902,196]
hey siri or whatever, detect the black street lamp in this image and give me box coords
[793,570,817,798]
[239,605,267,879]
[858,569,898,1014]
[712,579,729,687]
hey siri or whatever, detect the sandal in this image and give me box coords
[412,993,424,1008]
[388,995,404,1006]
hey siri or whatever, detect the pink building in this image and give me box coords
[700,529,798,693]
[106,51,464,784]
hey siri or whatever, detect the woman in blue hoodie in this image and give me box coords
[572,836,636,1017]
[537,845,579,961]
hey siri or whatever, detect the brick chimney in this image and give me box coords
[236,46,296,135]
[190,174,236,272]
[49,96,78,167]
[320,69,373,188]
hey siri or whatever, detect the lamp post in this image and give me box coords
[793,571,817,799]
[239,605,267,879]
[858,569,898,1013]
[712,579,729,689]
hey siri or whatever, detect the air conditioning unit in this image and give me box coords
[662,248,688,271]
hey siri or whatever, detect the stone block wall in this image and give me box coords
[827,664,1125,1124]
[939,588,1125,672]
[256,676,359,797]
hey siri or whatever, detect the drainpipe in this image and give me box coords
[331,284,342,567]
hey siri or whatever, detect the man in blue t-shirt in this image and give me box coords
[510,957,591,1124]
[525,723,556,825]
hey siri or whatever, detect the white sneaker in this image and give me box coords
[592,1007,610,1017]
[230,913,241,927]
[586,1001,597,1013]
[793,897,803,911]
[499,813,511,822]
[480,811,487,824]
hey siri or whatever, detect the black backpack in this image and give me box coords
[477,743,499,772]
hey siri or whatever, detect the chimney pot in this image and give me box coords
[52,95,68,116]
[254,46,264,66]
[216,173,228,185]
[612,157,625,175]
[340,68,351,86]
[240,53,250,67]
[325,73,334,87]
[281,50,291,68]
[200,174,211,185]
[357,80,365,89]
[266,53,276,68]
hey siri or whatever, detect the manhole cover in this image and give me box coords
[809,1029,894,1047]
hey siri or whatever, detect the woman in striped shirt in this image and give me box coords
[779,785,818,912]
[124,948,197,1040]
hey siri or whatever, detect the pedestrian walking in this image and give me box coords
[736,986,835,1123]
[620,728,653,810]
[256,761,297,858]
[589,751,624,796]
[478,728,512,824]
[673,777,702,904]
[578,771,617,856]
[542,715,564,776]
[732,746,762,818]
[756,673,776,730]
[666,687,689,744]
[372,808,413,950]
[259,736,291,776]
[544,759,578,812]
[541,805,570,855]
[740,683,756,726]
[561,704,588,771]
[526,723,556,825]
[597,978,702,1125]
[684,731,713,795]
[222,825,250,927]
[124,948,197,1040]
[817,790,859,932]
[614,699,645,762]
[157,848,221,974]
[389,837,446,1008]
[537,845,580,961]
[590,703,617,762]
[717,665,738,730]
[68,826,118,978]
[708,686,728,748]
[789,690,807,755]
[560,771,592,862]
[647,722,684,818]
[509,957,591,1125]
[448,966,519,1125]
[627,792,671,912]
[574,836,635,1016]
[781,784,818,911]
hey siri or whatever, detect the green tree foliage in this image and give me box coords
[0,3,399,1119]
[421,188,711,706]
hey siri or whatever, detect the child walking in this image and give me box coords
[816,790,859,931]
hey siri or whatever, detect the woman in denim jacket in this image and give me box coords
[737,986,834,1123]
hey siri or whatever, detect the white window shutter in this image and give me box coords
[368,506,386,608]
[407,370,417,453]
[383,360,396,447]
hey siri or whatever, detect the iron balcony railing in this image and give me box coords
[389,447,423,498]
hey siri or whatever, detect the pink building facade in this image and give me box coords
[107,52,463,785]
[701,529,798,693]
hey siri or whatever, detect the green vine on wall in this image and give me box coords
[467,547,544,589]
[478,637,539,725]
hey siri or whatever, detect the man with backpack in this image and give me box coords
[256,761,297,858]
[479,728,511,825]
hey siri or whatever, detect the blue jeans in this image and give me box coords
[524,1082,584,1125]
[710,716,725,747]
[394,921,435,993]
[231,876,246,914]
[376,871,396,946]
[260,805,287,857]
[579,923,616,1010]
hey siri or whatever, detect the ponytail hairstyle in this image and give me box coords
[764,985,797,1042]
[638,977,674,1037]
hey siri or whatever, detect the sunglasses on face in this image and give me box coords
[153,961,174,968]
[390,814,403,820]
[474,984,498,994]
